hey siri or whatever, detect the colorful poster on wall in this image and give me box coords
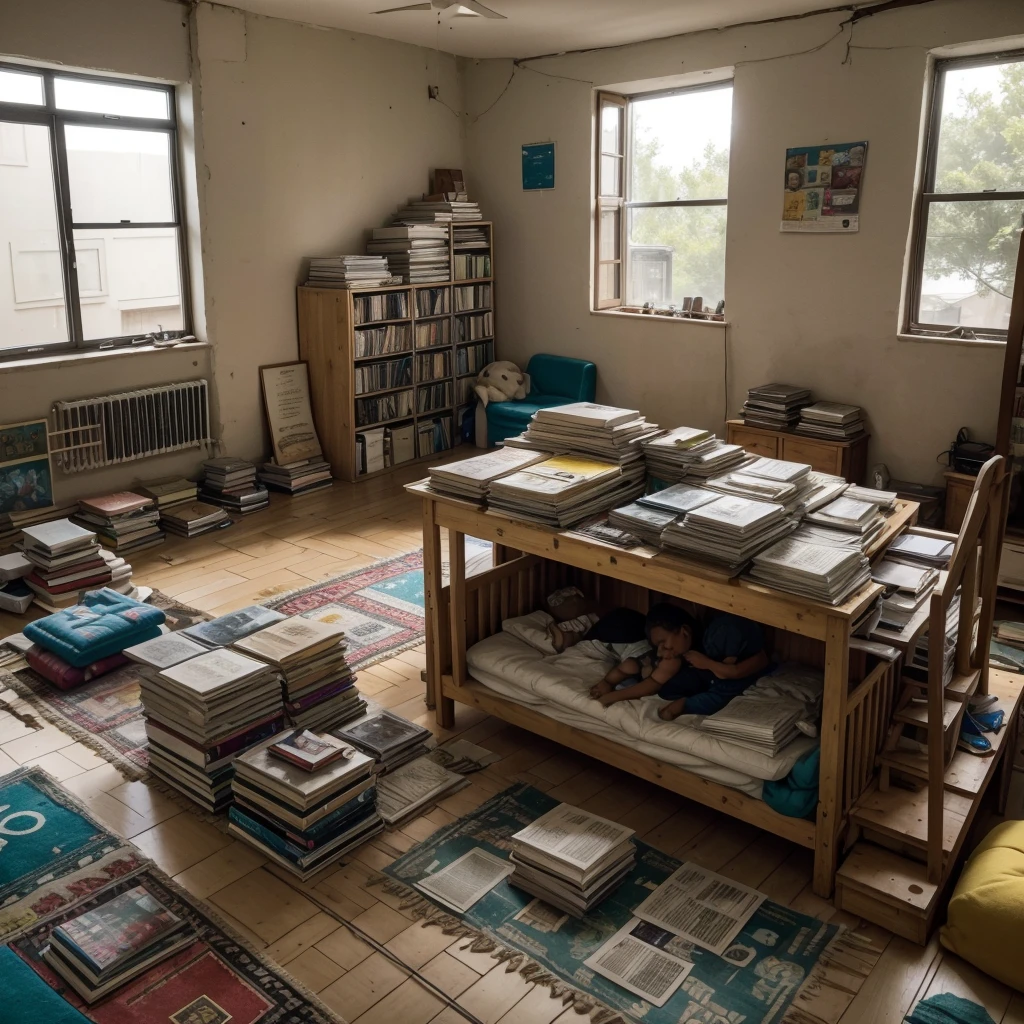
[780,141,867,233]
[0,419,53,516]
[522,142,555,191]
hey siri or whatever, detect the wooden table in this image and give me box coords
[411,482,918,897]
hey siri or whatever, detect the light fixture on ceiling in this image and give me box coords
[374,0,505,19]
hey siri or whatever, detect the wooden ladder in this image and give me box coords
[836,456,1016,941]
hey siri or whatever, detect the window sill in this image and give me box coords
[590,308,728,328]
[897,332,1005,349]
[0,340,211,375]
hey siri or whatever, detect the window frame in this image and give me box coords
[594,81,731,313]
[0,61,190,360]
[905,50,1024,342]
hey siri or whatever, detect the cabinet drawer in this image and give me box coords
[781,437,842,474]
[728,427,779,460]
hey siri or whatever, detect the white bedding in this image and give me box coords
[466,612,818,799]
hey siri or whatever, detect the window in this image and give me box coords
[0,63,188,358]
[906,52,1024,340]
[595,82,732,314]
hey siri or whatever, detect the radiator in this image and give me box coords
[51,380,212,473]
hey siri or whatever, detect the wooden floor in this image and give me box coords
[2,462,1023,1024]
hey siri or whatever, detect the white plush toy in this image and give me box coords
[473,360,529,407]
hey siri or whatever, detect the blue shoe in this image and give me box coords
[958,732,993,755]
[973,709,1004,732]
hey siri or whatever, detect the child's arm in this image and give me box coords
[684,649,768,680]
[598,656,681,706]
[589,658,640,698]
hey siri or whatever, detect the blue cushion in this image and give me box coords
[486,395,569,447]
[526,355,596,402]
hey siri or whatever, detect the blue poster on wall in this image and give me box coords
[522,142,555,191]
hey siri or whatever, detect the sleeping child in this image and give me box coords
[588,602,769,721]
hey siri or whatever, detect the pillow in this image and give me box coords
[502,611,559,655]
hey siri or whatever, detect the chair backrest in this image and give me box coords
[526,354,597,402]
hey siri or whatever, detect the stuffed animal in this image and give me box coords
[473,360,528,407]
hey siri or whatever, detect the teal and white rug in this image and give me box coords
[381,784,884,1024]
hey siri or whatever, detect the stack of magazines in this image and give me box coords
[258,457,334,497]
[508,804,636,917]
[845,484,898,511]
[608,502,678,546]
[802,495,884,551]
[368,225,450,283]
[747,537,871,604]
[234,616,365,731]
[705,457,813,513]
[74,492,165,554]
[796,401,865,440]
[516,403,660,468]
[487,455,644,528]
[305,255,394,288]
[375,754,468,825]
[797,471,850,515]
[741,383,812,429]
[670,438,751,480]
[870,559,940,636]
[43,883,194,1003]
[230,734,382,879]
[200,458,269,516]
[660,495,795,573]
[427,447,550,503]
[140,648,284,812]
[336,710,432,773]
[884,532,954,570]
[640,426,712,482]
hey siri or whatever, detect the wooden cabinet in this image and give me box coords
[943,470,976,532]
[725,419,869,483]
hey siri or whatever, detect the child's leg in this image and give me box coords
[683,677,757,716]
[656,667,713,721]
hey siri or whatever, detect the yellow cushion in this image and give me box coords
[939,819,1024,992]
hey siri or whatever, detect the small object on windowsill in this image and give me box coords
[641,302,654,315]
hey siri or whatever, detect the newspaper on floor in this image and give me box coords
[583,917,693,1007]
[632,863,764,956]
[511,804,635,874]
[375,756,468,824]
[424,738,500,775]
[414,847,512,912]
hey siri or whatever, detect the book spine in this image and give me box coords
[228,806,305,864]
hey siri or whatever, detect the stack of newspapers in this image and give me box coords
[508,804,636,917]
[609,482,717,546]
[870,559,940,636]
[705,457,812,513]
[884,532,954,570]
[672,438,751,480]
[139,647,284,812]
[486,454,644,528]
[700,696,802,756]
[305,255,394,288]
[640,426,712,482]
[802,495,884,551]
[374,754,468,825]
[336,710,433,773]
[748,537,871,604]
[427,447,550,503]
[660,495,795,573]
[514,403,660,468]
[229,735,382,879]
[234,616,365,731]
[796,401,865,440]
[741,383,812,429]
[797,472,850,515]
[846,484,898,511]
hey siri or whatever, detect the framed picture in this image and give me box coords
[781,141,868,232]
[522,142,555,191]
[0,418,53,516]
[259,362,323,466]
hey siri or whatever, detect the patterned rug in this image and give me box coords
[381,783,885,1024]
[0,766,143,941]
[5,867,338,1022]
[0,592,208,781]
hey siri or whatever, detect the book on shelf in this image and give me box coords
[453,283,491,311]
[456,340,494,376]
[415,286,450,316]
[417,415,453,457]
[354,323,412,358]
[417,381,454,414]
[415,319,452,349]
[357,427,387,474]
[355,390,415,427]
[454,253,491,279]
[354,355,413,395]
[352,291,410,324]
[305,255,395,288]
[455,311,493,342]
[387,424,416,465]
[416,349,452,380]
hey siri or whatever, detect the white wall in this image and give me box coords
[462,0,1024,483]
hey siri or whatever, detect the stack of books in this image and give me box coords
[700,694,804,756]
[305,255,395,288]
[20,520,132,612]
[871,559,940,635]
[508,804,636,917]
[229,734,382,879]
[234,616,365,731]
[670,438,752,480]
[200,458,269,516]
[74,492,164,554]
[796,402,865,440]
[393,198,482,223]
[367,224,450,284]
[137,477,199,515]
[0,502,78,555]
[159,500,232,538]
[336,710,433,773]
[741,383,812,429]
[42,882,194,1003]
[803,496,884,551]
[516,403,660,470]
[640,426,712,482]
[180,604,286,648]
[258,457,334,496]
[748,536,871,604]
[660,495,796,573]
[486,455,644,529]
[140,648,284,812]
[427,447,550,503]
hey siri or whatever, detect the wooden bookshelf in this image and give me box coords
[297,222,496,482]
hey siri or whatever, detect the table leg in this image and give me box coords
[450,530,468,701]
[421,498,452,727]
